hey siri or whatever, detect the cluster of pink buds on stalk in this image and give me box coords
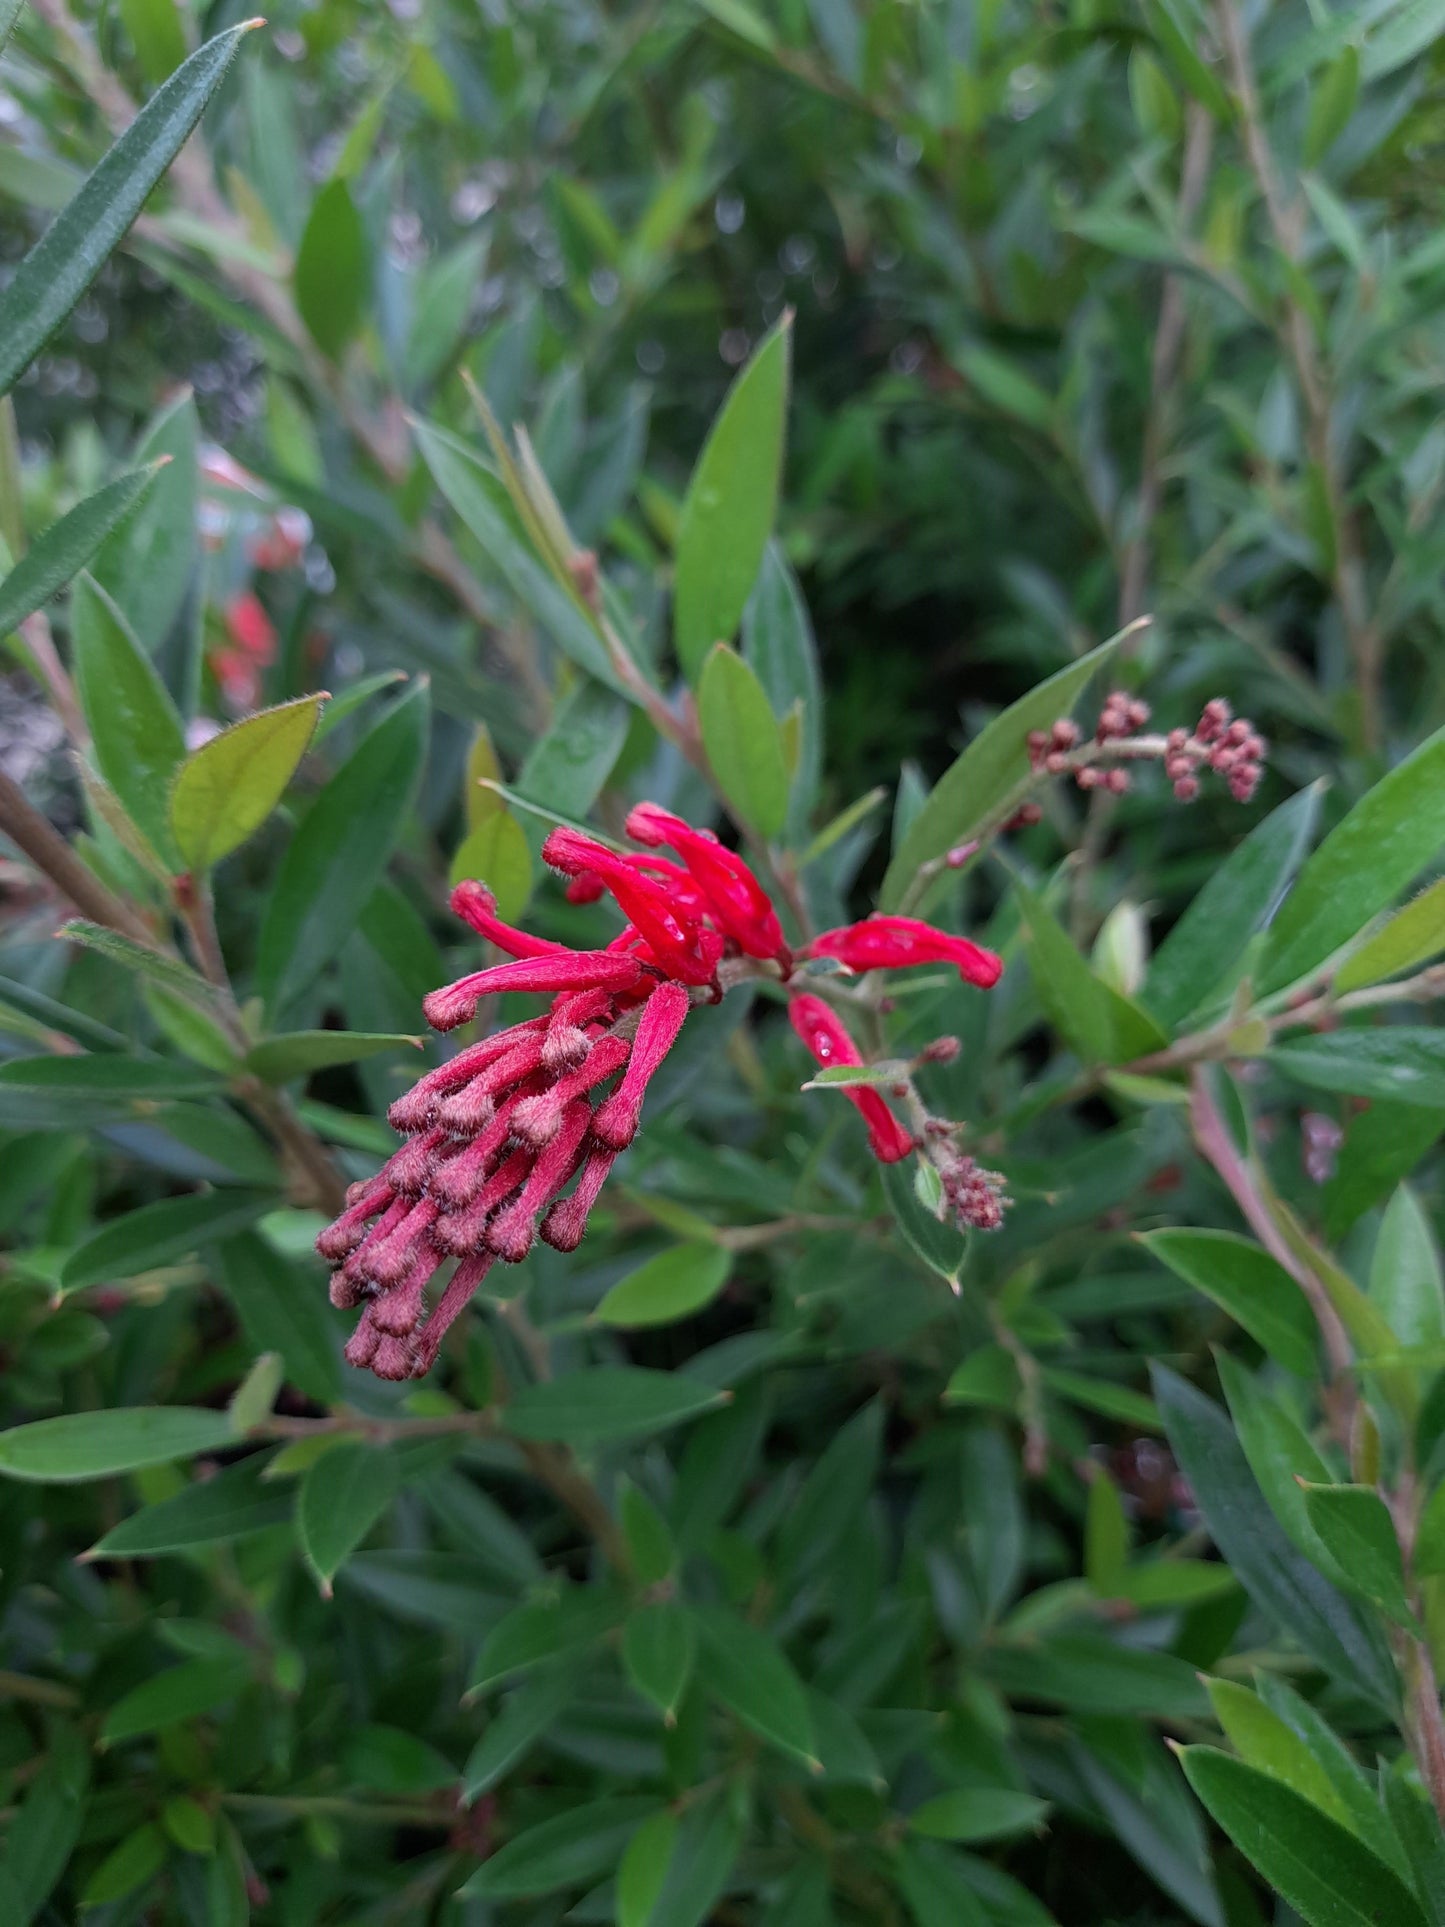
[316,803,1008,1380]
[1028,693,1266,805]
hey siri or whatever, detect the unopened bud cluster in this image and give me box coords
[1027,693,1266,804]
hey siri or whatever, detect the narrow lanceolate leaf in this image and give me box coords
[1271,1028,1445,1109]
[0,1406,239,1481]
[1336,878,1445,992]
[1298,1483,1416,1627]
[1260,726,1445,993]
[594,1242,732,1328]
[170,693,327,870]
[71,573,185,860]
[1180,1748,1429,1927]
[503,1368,727,1446]
[101,1656,252,1745]
[61,1188,275,1291]
[294,176,369,359]
[58,920,216,1001]
[0,465,163,638]
[0,0,24,53]
[691,1603,818,1767]
[298,1441,399,1595]
[623,1602,697,1721]
[881,629,1129,912]
[1370,1184,1445,1349]
[5,1724,90,1917]
[0,23,261,396]
[1138,1229,1319,1377]
[459,1798,658,1900]
[242,1029,421,1085]
[86,1452,292,1558]
[257,680,429,1015]
[697,642,790,838]
[93,390,198,652]
[673,313,792,681]
[462,1661,584,1799]
[1143,783,1322,1026]
[0,1052,224,1129]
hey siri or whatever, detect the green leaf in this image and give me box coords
[1111,1560,1238,1609]
[78,1822,166,1906]
[1271,1028,1445,1108]
[881,1157,968,1287]
[1256,1672,1410,1876]
[0,464,162,638]
[0,1406,239,1482]
[1215,1349,1339,1572]
[449,807,532,921]
[633,1793,744,1927]
[955,343,1055,430]
[673,313,791,680]
[71,573,185,860]
[294,177,369,359]
[1138,1229,1319,1377]
[1305,44,1360,162]
[243,1029,421,1084]
[0,1052,224,1129]
[1180,1748,1429,1927]
[594,1242,732,1328]
[692,1602,818,1766]
[468,1588,624,1697]
[1204,1678,1352,1827]
[1337,879,1445,993]
[4,1724,89,1917]
[459,1798,657,1899]
[1261,728,1445,993]
[503,1367,727,1446]
[1143,783,1322,1026]
[413,418,626,694]
[298,1441,399,1595]
[909,1789,1049,1843]
[216,1230,342,1406]
[881,631,1126,913]
[1382,1776,1445,1926]
[744,542,822,827]
[119,0,187,82]
[257,682,429,1014]
[0,22,259,396]
[516,678,629,826]
[1085,1469,1130,1590]
[623,1601,696,1721]
[61,1188,275,1290]
[1324,1102,1445,1241]
[894,1839,991,1927]
[170,694,327,871]
[1152,1366,1397,1708]
[93,390,197,651]
[617,1808,678,1927]
[462,1660,583,1798]
[1370,1184,1445,1350]
[160,1794,216,1855]
[57,919,215,1002]
[101,1656,252,1745]
[1017,886,1167,1064]
[86,1451,291,1558]
[697,642,790,837]
[1299,1482,1415,1626]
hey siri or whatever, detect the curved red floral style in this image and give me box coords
[316,803,1005,1379]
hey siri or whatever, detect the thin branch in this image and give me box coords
[0,767,156,941]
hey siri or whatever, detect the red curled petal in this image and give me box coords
[788,992,914,1165]
[422,951,644,1031]
[625,801,787,962]
[543,828,720,986]
[450,880,571,958]
[806,915,1003,990]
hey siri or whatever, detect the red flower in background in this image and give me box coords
[316,803,1005,1379]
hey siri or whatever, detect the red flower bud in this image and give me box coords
[805,915,1003,990]
[625,802,788,961]
[422,951,644,1031]
[789,993,914,1164]
[591,981,692,1150]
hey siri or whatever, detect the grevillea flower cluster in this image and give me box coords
[316,802,1007,1379]
[1028,693,1266,804]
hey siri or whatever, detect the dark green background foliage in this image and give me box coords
[4,0,1445,1922]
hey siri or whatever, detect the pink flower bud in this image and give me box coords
[541,1145,619,1251]
[449,881,571,959]
[486,1100,593,1261]
[591,981,692,1150]
[422,951,644,1031]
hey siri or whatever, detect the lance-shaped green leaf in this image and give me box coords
[594,1242,732,1328]
[298,1441,399,1595]
[691,1602,818,1767]
[242,1029,421,1085]
[0,22,261,396]
[697,642,790,837]
[170,693,327,870]
[503,1368,727,1446]
[1261,725,1445,993]
[71,573,185,861]
[294,176,369,359]
[93,390,197,652]
[101,1656,252,1745]
[0,1406,239,1481]
[1271,1028,1445,1109]
[257,681,429,1014]
[85,1451,292,1558]
[1299,1482,1416,1627]
[459,1798,658,1900]
[0,463,164,639]
[1179,1748,1429,1927]
[623,1602,696,1721]
[61,1188,276,1290]
[1337,878,1445,993]
[1370,1183,1445,1349]
[881,629,1130,912]
[1138,1229,1319,1377]
[674,313,791,680]
[0,1052,224,1129]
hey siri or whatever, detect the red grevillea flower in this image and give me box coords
[316,802,1008,1379]
[789,994,914,1163]
[805,915,1003,989]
